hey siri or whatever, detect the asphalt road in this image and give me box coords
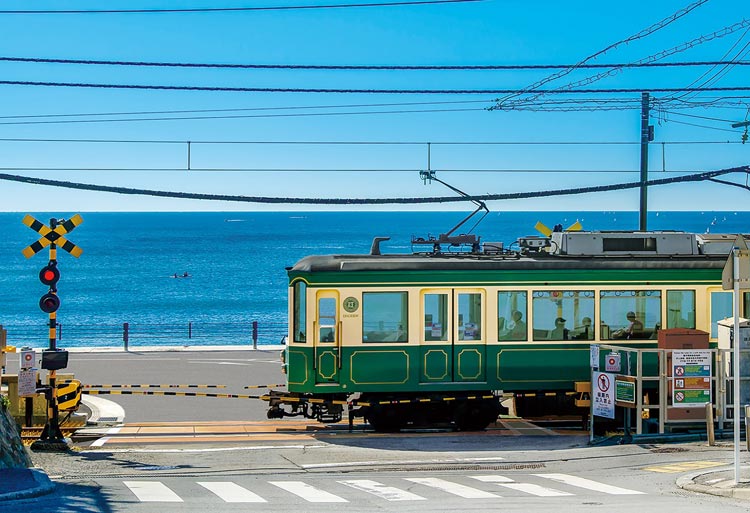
[5,348,284,423]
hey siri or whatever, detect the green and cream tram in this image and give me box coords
[269,230,748,431]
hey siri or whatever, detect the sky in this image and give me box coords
[0,0,748,212]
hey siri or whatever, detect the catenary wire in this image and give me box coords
[0,167,725,173]
[0,167,745,204]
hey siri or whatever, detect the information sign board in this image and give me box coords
[615,375,636,408]
[590,344,600,369]
[18,368,37,397]
[593,371,615,419]
[672,350,712,407]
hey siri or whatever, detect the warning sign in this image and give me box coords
[605,352,621,372]
[593,371,615,419]
[18,368,37,397]
[672,350,712,407]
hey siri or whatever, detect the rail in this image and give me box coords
[0,321,288,348]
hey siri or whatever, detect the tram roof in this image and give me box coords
[289,231,745,274]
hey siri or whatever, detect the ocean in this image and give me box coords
[1,211,748,348]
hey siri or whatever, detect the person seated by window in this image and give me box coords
[612,311,644,339]
[572,317,593,340]
[548,317,569,340]
[508,310,527,340]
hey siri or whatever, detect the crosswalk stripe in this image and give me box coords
[197,482,267,503]
[269,481,348,502]
[405,477,501,498]
[534,473,645,495]
[123,481,183,502]
[470,475,571,496]
[339,479,427,501]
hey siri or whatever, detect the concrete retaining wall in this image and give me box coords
[0,401,30,469]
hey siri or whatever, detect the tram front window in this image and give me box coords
[362,292,408,343]
[293,281,307,342]
[532,291,594,341]
[600,290,661,340]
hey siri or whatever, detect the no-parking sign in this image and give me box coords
[19,349,35,369]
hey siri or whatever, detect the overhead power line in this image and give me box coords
[1,56,747,70]
[0,167,746,204]
[1,80,749,94]
[0,0,482,14]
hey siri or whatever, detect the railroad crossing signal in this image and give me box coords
[21,214,83,259]
[21,214,83,450]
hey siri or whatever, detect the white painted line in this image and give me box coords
[301,456,504,469]
[197,482,267,503]
[90,427,121,448]
[405,477,501,498]
[339,479,426,501]
[81,444,326,454]
[123,481,183,502]
[471,475,515,483]
[534,473,646,495]
[269,481,348,503]
[497,482,573,497]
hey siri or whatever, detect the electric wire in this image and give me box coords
[0,166,745,204]
[0,0,483,14]
[0,167,724,173]
[1,80,749,95]
[1,55,747,70]
[492,0,711,107]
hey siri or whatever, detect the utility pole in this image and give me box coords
[639,92,653,231]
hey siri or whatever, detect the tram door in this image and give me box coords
[314,291,340,384]
[421,289,485,383]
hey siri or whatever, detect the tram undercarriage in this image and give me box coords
[266,390,505,432]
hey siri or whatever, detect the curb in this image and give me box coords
[0,468,56,502]
[676,468,750,500]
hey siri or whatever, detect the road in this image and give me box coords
[4,348,749,512]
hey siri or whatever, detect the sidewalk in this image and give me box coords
[0,468,55,501]
[677,465,750,500]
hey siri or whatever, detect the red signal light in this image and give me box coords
[39,264,60,286]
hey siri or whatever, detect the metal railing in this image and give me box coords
[596,344,750,435]
[0,321,289,349]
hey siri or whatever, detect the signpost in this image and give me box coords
[22,214,83,450]
[721,237,750,484]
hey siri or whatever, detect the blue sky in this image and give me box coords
[0,0,748,212]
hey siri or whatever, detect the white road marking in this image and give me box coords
[90,427,122,448]
[301,457,504,469]
[82,444,326,454]
[123,481,182,502]
[405,477,501,498]
[534,473,646,495]
[471,475,571,496]
[269,481,348,502]
[197,482,267,503]
[339,479,427,501]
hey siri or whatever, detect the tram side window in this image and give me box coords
[744,292,750,320]
[458,292,482,341]
[600,290,661,340]
[424,293,448,341]
[666,290,696,329]
[532,291,595,341]
[362,292,408,343]
[710,291,733,338]
[293,281,307,343]
[498,291,527,341]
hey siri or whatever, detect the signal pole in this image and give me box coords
[639,92,653,231]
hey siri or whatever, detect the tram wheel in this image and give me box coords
[453,400,499,431]
[365,405,405,432]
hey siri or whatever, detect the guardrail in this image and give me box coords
[0,321,289,348]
